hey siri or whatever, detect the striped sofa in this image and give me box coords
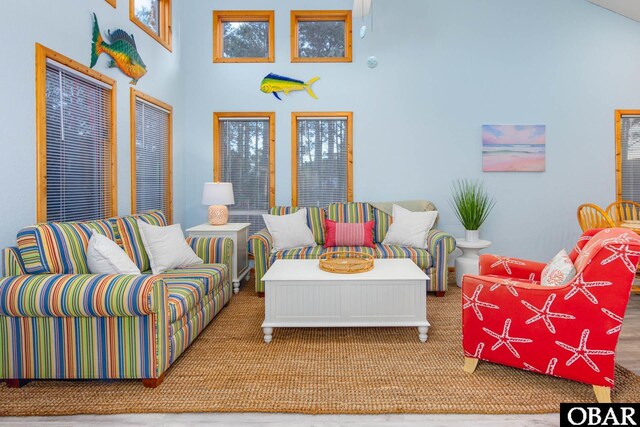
[248,202,456,295]
[0,210,233,388]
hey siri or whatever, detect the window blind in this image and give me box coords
[620,115,640,203]
[45,62,113,222]
[296,118,348,207]
[219,118,271,235]
[135,98,171,219]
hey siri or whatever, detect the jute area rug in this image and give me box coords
[1,283,639,416]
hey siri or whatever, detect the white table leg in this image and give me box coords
[233,280,240,294]
[418,326,429,343]
[263,327,273,344]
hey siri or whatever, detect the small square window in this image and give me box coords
[291,11,352,63]
[130,0,172,51]
[213,11,275,63]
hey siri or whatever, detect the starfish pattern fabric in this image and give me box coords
[461,228,640,390]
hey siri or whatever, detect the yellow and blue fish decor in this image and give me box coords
[260,73,320,100]
[90,13,147,85]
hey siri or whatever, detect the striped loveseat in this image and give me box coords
[248,202,456,295]
[0,210,233,388]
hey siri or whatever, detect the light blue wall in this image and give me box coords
[2,1,640,263]
[0,0,186,248]
[182,0,640,262]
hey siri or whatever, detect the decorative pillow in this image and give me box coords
[541,249,576,287]
[381,205,438,249]
[262,208,317,253]
[137,220,203,275]
[112,210,168,272]
[324,220,375,248]
[87,232,141,275]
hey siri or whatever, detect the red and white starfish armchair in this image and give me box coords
[461,228,640,403]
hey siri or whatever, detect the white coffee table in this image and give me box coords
[261,259,430,343]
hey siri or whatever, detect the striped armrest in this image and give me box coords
[186,236,233,275]
[248,228,273,293]
[0,274,164,318]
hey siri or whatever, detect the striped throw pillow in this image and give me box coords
[324,220,375,248]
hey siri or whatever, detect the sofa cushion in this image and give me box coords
[371,207,391,243]
[374,243,432,270]
[161,264,227,296]
[17,219,115,274]
[112,210,167,272]
[270,245,325,264]
[327,202,373,224]
[269,206,326,245]
[166,278,208,323]
[325,246,376,256]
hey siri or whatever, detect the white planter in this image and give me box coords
[465,229,480,242]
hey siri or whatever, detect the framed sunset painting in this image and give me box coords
[482,125,546,172]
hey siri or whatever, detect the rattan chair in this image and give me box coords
[606,200,640,224]
[576,203,615,232]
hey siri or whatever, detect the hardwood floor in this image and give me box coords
[0,279,637,427]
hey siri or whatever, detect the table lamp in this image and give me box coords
[201,182,235,225]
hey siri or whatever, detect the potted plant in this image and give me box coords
[449,179,496,242]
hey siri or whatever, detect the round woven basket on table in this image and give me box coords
[318,251,374,274]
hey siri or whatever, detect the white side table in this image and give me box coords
[186,223,251,294]
[455,238,492,288]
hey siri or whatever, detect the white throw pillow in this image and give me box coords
[87,231,141,275]
[382,205,438,249]
[541,249,576,287]
[137,220,203,274]
[262,208,317,253]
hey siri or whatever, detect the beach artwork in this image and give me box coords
[482,125,545,172]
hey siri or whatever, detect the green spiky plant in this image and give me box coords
[449,179,496,231]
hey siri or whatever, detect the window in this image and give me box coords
[214,113,275,234]
[130,0,172,51]
[290,11,352,63]
[131,88,173,222]
[213,11,275,63]
[292,112,353,207]
[35,44,116,222]
[105,0,116,7]
[616,110,640,202]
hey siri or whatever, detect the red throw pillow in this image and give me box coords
[324,219,375,248]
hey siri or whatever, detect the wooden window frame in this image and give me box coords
[130,0,172,52]
[213,112,276,207]
[291,112,353,207]
[35,43,117,223]
[213,11,275,63]
[615,110,640,201]
[130,88,173,223]
[105,0,116,8]
[290,10,352,63]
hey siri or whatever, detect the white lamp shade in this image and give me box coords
[352,0,372,19]
[201,182,235,206]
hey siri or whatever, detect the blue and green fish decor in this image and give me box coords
[260,73,320,100]
[90,13,147,85]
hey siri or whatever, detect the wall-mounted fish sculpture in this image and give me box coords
[90,13,147,85]
[260,73,320,100]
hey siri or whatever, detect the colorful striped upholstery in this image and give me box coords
[249,202,457,294]
[325,246,376,256]
[1,247,25,277]
[186,236,233,274]
[375,244,432,270]
[166,278,207,323]
[161,264,228,296]
[17,220,114,275]
[371,207,391,243]
[112,210,167,272]
[270,245,325,264]
[327,202,373,224]
[0,274,162,318]
[0,275,169,380]
[426,229,457,292]
[269,206,326,245]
